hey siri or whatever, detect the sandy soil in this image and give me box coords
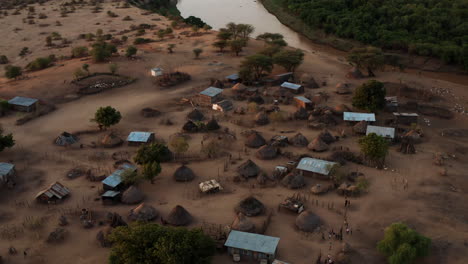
[0,1,467,264]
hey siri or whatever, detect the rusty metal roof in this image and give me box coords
[35,182,70,200]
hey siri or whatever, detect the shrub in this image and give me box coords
[92,106,122,130]
[71,46,88,58]
[352,80,386,112]
[26,57,53,71]
[134,143,172,164]
[0,55,9,64]
[4,65,22,79]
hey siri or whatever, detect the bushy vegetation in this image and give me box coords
[4,65,22,79]
[183,16,206,28]
[26,56,54,71]
[92,106,121,130]
[0,128,15,152]
[280,0,468,69]
[352,80,386,112]
[358,133,389,167]
[90,42,117,62]
[134,143,172,164]
[71,46,89,58]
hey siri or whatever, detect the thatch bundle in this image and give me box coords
[310,184,330,195]
[166,205,192,226]
[245,132,266,148]
[256,145,278,160]
[101,132,123,148]
[187,108,205,121]
[318,130,335,144]
[231,212,255,233]
[182,120,198,133]
[281,172,306,189]
[295,211,322,232]
[237,159,260,178]
[308,137,329,152]
[235,196,265,216]
[290,133,309,147]
[232,83,247,92]
[55,132,78,146]
[255,112,270,125]
[121,186,145,205]
[174,165,195,182]
[128,203,158,221]
[333,104,350,115]
[335,83,351,94]
[346,67,364,79]
[353,121,367,134]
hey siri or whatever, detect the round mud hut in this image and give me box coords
[231,212,256,233]
[182,120,198,133]
[128,203,158,221]
[187,108,205,121]
[245,132,266,148]
[256,145,278,160]
[237,159,260,178]
[308,137,329,152]
[335,83,351,94]
[295,211,322,232]
[173,165,196,182]
[353,121,368,134]
[290,133,309,147]
[121,186,145,205]
[255,112,270,126]
[235,196,265,217]
[55,132,78,146]
[165,205,193,226]
[101,132,123,148]
[318,130,336,144]
[281,172,306,189]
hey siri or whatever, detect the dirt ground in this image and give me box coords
[0,1,467,264]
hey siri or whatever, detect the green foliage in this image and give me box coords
[134,143,172,165]
[377,223,431,264]
[73,68,86,80]
[259,45,283,57]
[169,136,189,155]
[356,176,370,192]
[257,32,287,47]
[93,106,121,130]
[90,42,117,62]
[26,57,53,71]
[82,64,90,74]
[0,128,15,152]
[134,38,152,45]
[109,63,118,74]
[352,80,386,112]
[108,222,216,264]
[358,133,389,164]
[240,54,273,80]
[193,48,203,59]
[0,55,9,64]
[141,161,161,184]
[212,40,228,52]
[238,66,254,83]
[229,39,245,56]
[216,30,232,41]
[120,168,141,186]
[183,16,206,28]
[273,49,304,72]
[125,46,137,58]
[225,22,254,40]
[4,65,22,79]
[71,46,89,58]
[167,44,176,53]
[203,24,212,31]
[347,47,385,76]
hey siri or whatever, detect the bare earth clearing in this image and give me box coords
[0,1,467,264]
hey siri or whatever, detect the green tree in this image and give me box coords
[347,47,385,77]
[26,57,53,71]
[0,55,9,64]
[82,63,90,75]
[273,49,304,73]
[0,128,15,152]
[167,44,175,53]
[169,136,189,157]
[212,40,227,52]
[259,45,282,57]
[216,30,232,41]
[230,39,244,56]
[377,223,431,264]
[238,66,254,84]
[141,161,161,184]
[73,68,86,80]
[4,65,22,80]
[126,46,137,58]
[134,143,172,164]
[90,42,117,62]
[352,80,386,112]
[358,133,389,167]
[240,54,273,80]
[193,48,203,59]
[71,46,89,58]
[109,63,118,74]
[108,222,216,264]
[120,168,140,186]
[202,24,212,31]
[191,25,200,33]
[92,106,122,130]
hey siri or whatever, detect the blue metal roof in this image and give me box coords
[343,112,376,122]
[296,157,337,175]
[8,96,38,107]
[224,230,280,255]
[102,165,136,188]
[294,96,311,103]
[0,162,14,176]
[226,73,240,80]
[127,132,153,143]
[281,82,302,90]
[200,87,223,97]
[102,190,120,197]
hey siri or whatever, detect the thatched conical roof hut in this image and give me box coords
[308,137,329,152]
[121,186,145,205]
[290,133,309,147]
[404,130,422,143]
[255,112,269,126]
[335,83,351,94]
[231,212,255,233]
[187,108,205,121]
[294,107,309,120]
[206,118,221,131]
[353,121,367,134]
[101,132,123,148]
[174,165,195,182]
[235,196,265,216]
[212,79,224,88]
[166,205,192,226]
[55,132,78,146]
[256,173,268,185]
[232,83,247,92]
[237,159,260,178]
[346,67,364,79]
[295,211,322,232]
[245,132,266,148]
[281,172,305,189]
[256,145,278,160]
[128,203,158,221]
[318,130,335,144]
[182,120,198,133]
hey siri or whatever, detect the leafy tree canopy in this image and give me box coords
[352,80,386,112]
[240,54,273,81]
[0,128,15,152]
[347,47,385,76]
[93,106,122,130]
[273,49,304,73]
[4,65,22,79]
[358,133,389,164]
[90,41,117,62]
[134,143,172,164]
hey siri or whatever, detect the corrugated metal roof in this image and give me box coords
[102,190,120,197]
[0,163,14,176]
[35,182,70,200]
[226,73,239,80]
[102,165,136,188]
[275,72,293,77]
[281,82,302,90]
[294,96,311,103]
[393,112,418,117]
[272,260,290,264]
[296,157,337,175]
[343,112,376,122]
[8,96,38,107]
[127,132,153,143]
[200,87,223,97]
[224,230,280,255]
[366,125,395,138]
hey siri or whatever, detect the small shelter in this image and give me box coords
[346,67,364,79]
[295,211,322,232]
[385,96,398,112]
[393,112,418,125]
[212,100,233,112]
[35,182,70,203]
[255,112,270,126]
[174,165,195,182]
[353,121,368,134]
[198,87,223,104]
[299,73,319,89]
[290,133,308,147]
[8,96,38,112]
[226,73,240,83]
[280,82,304,94]
[101,190,121,205]
[296,157,337,179]
[54,132,78,146]
[225,230,280,262]
[237,159,261,178]
[199,179,223,193]
[231,213,255,233]
[236,196,265,216]
[294,96,312,110]
[256,145,278,160]
[245,132,266,148]
[343,112,376,122]
[270,135,288,147]
[121,186,145,204]
[366,125,395,139]
[102,164,137,191]
[150,67,164,77]
[165,205,192,226]
[127,132,154,146]
[232,83,247,93]
[101,132,123,148]
[281,173,306,189]
[335,83,351,94]
[128,203,158,221]
[280,197,305,214]
[318,130,336,144]
[308,137,329,152]
[0,162,15,186]
[187,108,205,121]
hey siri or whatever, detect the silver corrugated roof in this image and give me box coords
[200,87,223,97]
[296,157,337,175]
[0,162,14,176]
[294,96,311,103]
[224,230,280,255]
[226,73,239,80]
[127,132,153,143]
[343,112,376,122]
[281,82,302,90]
[8,96,38,107]
[393,112,418,117]
[102,190,120,197]
[366,125,395,138]
[102,165,136,188]
[35,182,70,200]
